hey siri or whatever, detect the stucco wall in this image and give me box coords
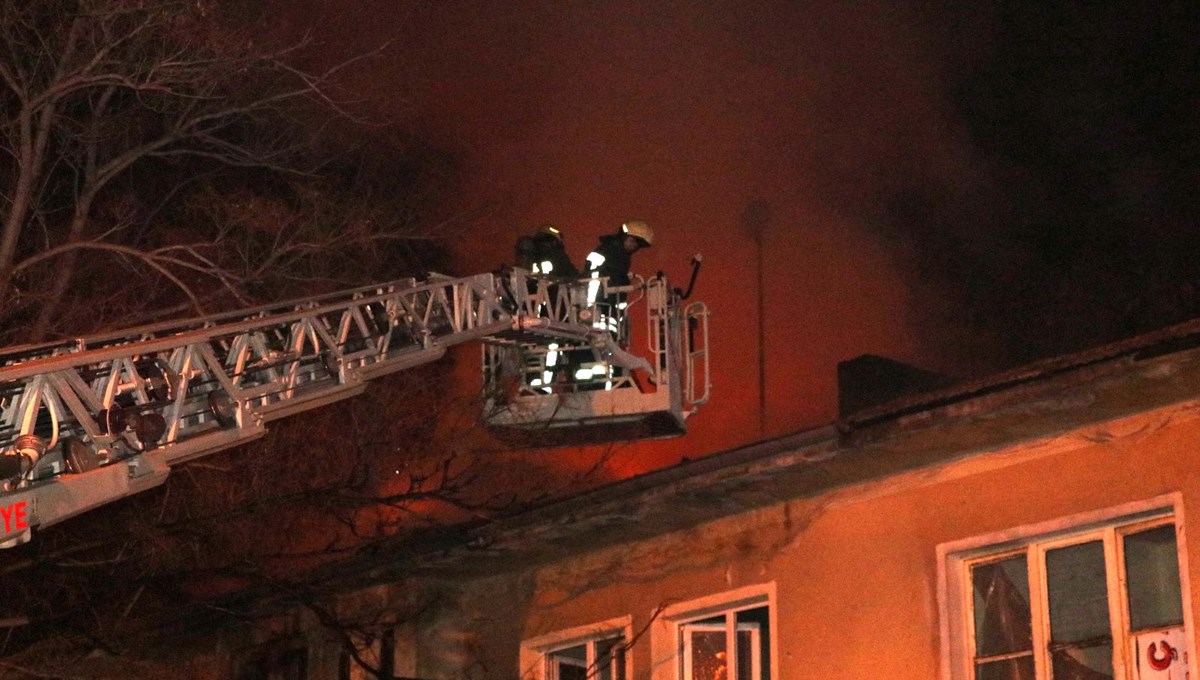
[425,399,1200,679]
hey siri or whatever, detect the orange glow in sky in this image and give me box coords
[272,0,997,478]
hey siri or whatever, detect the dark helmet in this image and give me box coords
[537,224,564,241]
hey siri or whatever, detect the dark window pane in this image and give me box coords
[549,644,588,680]
[1125,525,1184,631]
[280,649,307,680]
[736,629,753,680]
[737,606,770,680]
[687,627,727,680]
[596,637,624,680]
[972,556,1033,657]
[379,628,395,678]
[238,648,307,680]
[237,661,267,680]
[1046,540,1111,644]
[976,655,1035,680]
[1050,643,1114,680]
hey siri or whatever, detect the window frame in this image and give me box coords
[938,493,1195,680]
[650,582,778,680]
[520,616,633,680]
[339,626,398,680]
[235,644,308,680]
[680,619,763,680]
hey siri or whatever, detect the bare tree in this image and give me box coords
[0,362,607,677]
[0,0,437,343]
[0,4,614,677]
[0,1,506,676]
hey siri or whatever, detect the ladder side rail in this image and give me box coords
[54,371,109,437]
[683,301,711,408]
[525,278,547,318]
[0,277,425,368]
[224,333,253,390]
[0,269,625,546]
[14,377,50,447]
[0,317,364,543]
[331,306,357,372]
[86,344,226,450]
[206,273,515,404]
[353,302,391,359]
[0,284,449,460]
[0,363,264,547]
[0,341,85,370]
[243,333,285,403]
[163,274,507,414]
[529,278,589,327]
[645,278,669,382]
[502,268,533,316]
[453,281,468,332]
[3,272,564,441]
[0,273,505,383]
[280,318,310,401]
[0,277,513,464]
[162,345,201,443]
[528,277,549,319]
[438,284,460,332]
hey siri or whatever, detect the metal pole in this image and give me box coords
[743,200,769,439]
[757,228,765,437]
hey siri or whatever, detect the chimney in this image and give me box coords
[837,354,955,418]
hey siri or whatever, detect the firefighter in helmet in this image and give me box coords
[515,224,579,278]
[515,225,582,391]
[586,220,653,290]
[585,220,654,349]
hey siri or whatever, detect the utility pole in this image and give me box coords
[743,200,770,439]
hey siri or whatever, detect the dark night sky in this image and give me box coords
[269,0,1200,471]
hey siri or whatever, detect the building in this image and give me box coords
[204,320,1200,679]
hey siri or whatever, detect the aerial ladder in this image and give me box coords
[0,266,709,547]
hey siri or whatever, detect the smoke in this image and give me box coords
[270,0,1200,462]
[877,1,1200,363]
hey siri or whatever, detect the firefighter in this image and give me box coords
[515,224,579,278]
[584,220,654,366]
[515,225,581,389]
[585,220,653,288]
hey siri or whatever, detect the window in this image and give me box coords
[945,508,1189,680]
[546,636,625,680]
[521,617,632,680]
[679,605,770,680]
[652,584,775,680]
[340,627,395,680]
[237,646,307,680]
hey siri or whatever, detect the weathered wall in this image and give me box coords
[427,399,1200,679]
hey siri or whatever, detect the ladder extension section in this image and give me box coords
[0,271,591,546]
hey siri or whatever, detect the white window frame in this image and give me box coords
[937,493,1195,680]
[681,620,763,680]
[650,582,778,680]
[520,616,633,680]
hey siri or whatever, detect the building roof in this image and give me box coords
[181,317,1200,631]
[401,316,1200,579]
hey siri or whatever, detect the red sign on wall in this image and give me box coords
[1135,627,1189,680]
[0,500,29,536]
